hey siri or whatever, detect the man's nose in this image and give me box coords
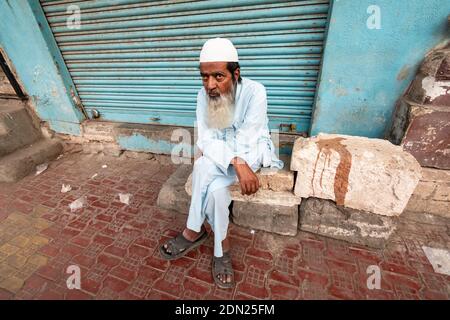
[206,77,217,91]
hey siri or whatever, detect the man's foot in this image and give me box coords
[212,251,235,289]
[159,227,208,260]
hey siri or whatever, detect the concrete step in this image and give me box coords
[185,155,295,195]
[0,98,42,157]
[158,161,300,236]
[0,138,63,182]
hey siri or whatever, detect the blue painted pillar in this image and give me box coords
[311,0,450,138]
[0,0,85,135]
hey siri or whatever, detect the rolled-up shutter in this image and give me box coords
[40,0,330,134]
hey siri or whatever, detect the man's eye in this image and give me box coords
[216,75,224,80]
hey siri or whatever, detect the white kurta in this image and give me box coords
[186,77,283,257]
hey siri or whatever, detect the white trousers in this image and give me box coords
[186,156,236,257]
[186,155,264,257]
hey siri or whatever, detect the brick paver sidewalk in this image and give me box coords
[0,152,448,300]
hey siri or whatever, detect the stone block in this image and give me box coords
[257,155,294,191]
[0,99,42,157]
[433,183,450,201]
[82,121,119,142]
[299,198,397,248]
[401,105,450,169]
[412,181,436,199]
[387,47,449,169]
[185,173,300,207]
[228,188,301,206]
[421,167,450,182]
[0,138,63,182]
[291,133,422,216]
[232,201,298,236]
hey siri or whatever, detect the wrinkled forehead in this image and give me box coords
[199,62,229,75]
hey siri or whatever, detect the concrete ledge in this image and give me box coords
[0,138,63,182]
[184,155,298,204]
[232,201,298,236]
[115,123,194,155]
[299,197,397,249]
[65,121,297,157]
[0,99,42,157]
[228,188,301,206]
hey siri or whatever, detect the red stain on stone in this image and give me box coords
[312,138,352,206]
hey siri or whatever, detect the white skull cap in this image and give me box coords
[199,37,239,63]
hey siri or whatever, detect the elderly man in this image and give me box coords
[160,38,283,288]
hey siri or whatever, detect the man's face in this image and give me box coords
[199,62,239,99]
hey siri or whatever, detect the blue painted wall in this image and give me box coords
[2,0,448,141]
[311,0,450,138]
[0,0,85,135]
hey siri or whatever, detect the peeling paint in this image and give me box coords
[0,0,84,133]
[311,0,450,138]
[422,76,450,101]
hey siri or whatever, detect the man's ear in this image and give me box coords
[234,68,240,81]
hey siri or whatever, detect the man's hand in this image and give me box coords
[231,157,260,195]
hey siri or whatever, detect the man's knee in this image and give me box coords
[193,156,216,174]
[211,187,231,206]
[193,155,208,169]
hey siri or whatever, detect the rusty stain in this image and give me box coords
[312,137,352,205]
[397,65,409,81]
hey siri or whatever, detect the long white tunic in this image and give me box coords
[197,77,283,172]
[186,77,284,257]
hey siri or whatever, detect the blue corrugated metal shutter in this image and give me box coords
[40,0,330,134]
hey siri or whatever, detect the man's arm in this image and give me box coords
[229,84,269,195]
[231,157,260,195]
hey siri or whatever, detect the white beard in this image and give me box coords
[206,84,236,130]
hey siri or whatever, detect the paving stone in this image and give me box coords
[0,263,16,282]
[30,236,50,246]
[0,276,24,293]
[32,218,52,230]
[27,255,48,269]
[0,151,449,300]
[6,254,27,269]
[0,243,21,256]
[9,235,31,248]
